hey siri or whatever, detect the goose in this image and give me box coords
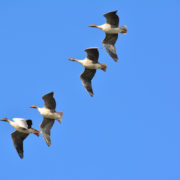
[69,47,107,97]
[30,92,63,146]
[0,117,40,159]
[89,10,127,62]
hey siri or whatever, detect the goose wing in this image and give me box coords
[40,118,55,146]
[103,33,118,62]
[13,118,32,129]
[42,92,56,111]
[11,131,29,159]
[80,69,96,97]
[104,10,119,27]
[85,48,99,63]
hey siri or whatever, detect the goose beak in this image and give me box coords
[88,24,97,28]
[68,58,75,61]
[30,105,37,109]
[0,118,8,121]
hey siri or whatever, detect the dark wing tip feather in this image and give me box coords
[104,10,118,16]
[85,47,98,51]
[19,152,24,159]
[80,69,96,97]
[42,92,54,100]
[103,43,118,62]
[26,120,32,129]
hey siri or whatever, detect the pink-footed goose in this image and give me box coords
[69,48,107,97]
[30,92,63,146]
[0,117,40,159]
[89,10,127,62]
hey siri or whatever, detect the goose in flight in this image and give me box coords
[69,48,107,97]
[89,10,127,62]
[30,92,63,146]
[0,117,40,159]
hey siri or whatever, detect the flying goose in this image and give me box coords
[0,117,40,159]
[89,10,127,62]
[69,48,107,97]
[30,92,63,146]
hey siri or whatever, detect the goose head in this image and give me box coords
[68,58,84,66]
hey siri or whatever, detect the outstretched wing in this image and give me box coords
[11,131,29,159]
[103,33,118,62]
[104,10,119,27]
[42,92,56,111]
[80,69,96,97]
[40,118,55,146]
[84,48,99,63]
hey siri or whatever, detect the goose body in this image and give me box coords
[97,24,125,34]
[30,92,63,146]
[36,107,62,120]
[69,48,107,97]
[89,10,127,62]
[0,118,40,159]
[77,58,103,69]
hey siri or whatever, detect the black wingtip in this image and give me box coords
[47,143,51,147]
[103,43,119,62]
[26,120,32,129]
[104,10,118,16]
[112,10,118,14]
[45,137,51,147]
[44,138,51,147]
[19,153,24,159]
[114,57,119,62]
[42,91,54,100]
[86,90,94,97]
[47,92,54,96]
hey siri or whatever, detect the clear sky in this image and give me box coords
[0,0,180,179]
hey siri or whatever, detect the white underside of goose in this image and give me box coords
[7,118,27,133]
[13,118,29,129]
[80,59,102,69]
[6,118,39,135]
[99,24,127,34]
[38,107,62,121]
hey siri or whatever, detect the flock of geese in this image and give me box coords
[1,10,127,159]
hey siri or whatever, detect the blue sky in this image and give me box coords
[0,0,180,179]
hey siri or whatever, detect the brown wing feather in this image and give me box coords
[80,69,96,97]
[85,48,99,63]
[11,131,29,159]
[103,33,118,62]
[104,10,119,27]
[40,118,55,146]
[42,92,56,110]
